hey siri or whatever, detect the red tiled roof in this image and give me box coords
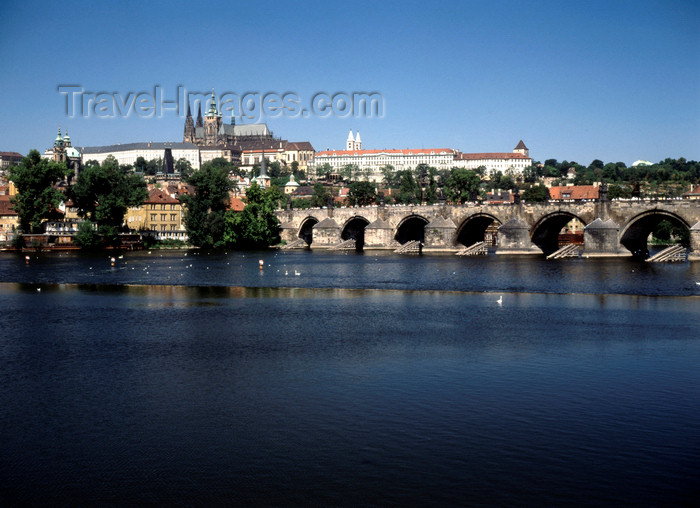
[548,185,599,200]
[456,152,530,160]
[0,151,23,158]
[684,186,700,196]
[0,196,17,215]
[144,188,180,204]
[316,148,455,156]
[287,141,315,151]
[228,197,245,212]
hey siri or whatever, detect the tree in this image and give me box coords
[445,168,480,204]
[608,184,628,200]
[380,164,395,186]
[396,170,421,204]
[341,164,359,181]
[424,171,438,204]
[589,159,604,170]
[7,149,71,233]
[143,157,162,175]
[223,182,281,249]
[175,157,193,178]
[310,183,332,208]
[653,220,672,242]
[414,163,431,182]
[347,181,377,206]
[181,161,234,248]
[68,158,148,243]
[522,165,537,183]
[315,163,332,180]
[134,156,148,173]
[74,219,101,250]
[522,184,550,202]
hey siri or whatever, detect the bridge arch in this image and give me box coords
[298,216,319,245]
[530,211,587,255]
[455,213,502,247]
[620,210,690,257]
[341,216,370,250]
[395,214,429,245]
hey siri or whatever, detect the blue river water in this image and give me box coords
[0,250,699,506]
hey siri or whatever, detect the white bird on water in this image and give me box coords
[497,295,503,305]
[294,270,301,276]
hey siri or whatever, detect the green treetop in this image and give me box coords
[7,149,71,233]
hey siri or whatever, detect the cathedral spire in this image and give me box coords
[196,102,203,127]
[184,100,196,143]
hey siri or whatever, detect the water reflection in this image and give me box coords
[1,278,699,506]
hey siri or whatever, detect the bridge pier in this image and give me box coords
[690,222,700,261]
[311,217,342,248]
[364,218,396,249]
[279,220,298,245]
[423,217,457,252]
[495,218,542,255]
[582,218,628,257]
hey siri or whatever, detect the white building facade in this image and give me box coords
[79,142,201,170]
[311,148,456,182]
[452,141,532,174]
[311,135,532,181]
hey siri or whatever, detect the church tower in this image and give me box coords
[53,126,66,163]
[196,102,203,128]
[184,102,195,143]
[513,140,529,157]
[354,131,362,150]
[183,101,195,143]
[346,129,355,150]
[204,90,222,146]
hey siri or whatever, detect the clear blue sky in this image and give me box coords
[0,0,698,165]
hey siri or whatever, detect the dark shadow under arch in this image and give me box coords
[298,217,319,245]
[620,211,690,258]
[395,215,429,244]
[341,217,370,250]
[530,212,586,255]
[455,214,502,247]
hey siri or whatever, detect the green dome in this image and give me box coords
[207,90,220,117]
[66,147,80,158]
[54,127,64,147]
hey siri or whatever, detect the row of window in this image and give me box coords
[150,214,178,221]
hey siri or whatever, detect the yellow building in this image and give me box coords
[127,188,186,241]
[0,195,19,242]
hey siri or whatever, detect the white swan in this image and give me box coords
[497,295,503,305]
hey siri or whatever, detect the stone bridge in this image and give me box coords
[276,199,700,260]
